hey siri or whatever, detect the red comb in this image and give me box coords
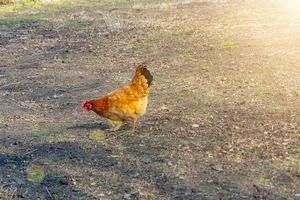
[82,100,87,107]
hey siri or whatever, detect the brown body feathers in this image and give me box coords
[82,65,153,131]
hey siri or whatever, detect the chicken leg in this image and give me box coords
[131,118,137,132]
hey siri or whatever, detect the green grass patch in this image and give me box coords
[62,22,81,31]
[257,175,272,186]
[89,129,106,142]
[0,0,46,13]
[273,157,300,172]
[99,0,193,8]
[222,40,235,49]
[0,14,45,28]
[263,42,273,48]
[168,90,194,102]
[200,65,209,72]
[76,138,99,149]
[0,0,73,14]
[176,47,193,58]
[129,42,141,51]
[26,164,46,184]
[33,130,74,143]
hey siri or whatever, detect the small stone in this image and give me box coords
[124,193,131,200]
[161,106,167,110]
[99,193,105,197]
[142,158,150,164]
[192,124,199,128]
[131,172,140,178]
[213,164,223,171]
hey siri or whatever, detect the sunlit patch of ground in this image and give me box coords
[0,0,299,199]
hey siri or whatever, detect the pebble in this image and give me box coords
[91,182,97,186]
[124,193,131,200]
[192,124,199,128]
[161,106,168,110]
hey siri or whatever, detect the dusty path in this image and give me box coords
[0,0,299,199]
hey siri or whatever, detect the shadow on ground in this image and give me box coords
[0,152,94,199]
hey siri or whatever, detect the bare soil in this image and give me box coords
[0,0,299,199]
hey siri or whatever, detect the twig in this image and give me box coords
[24,149,38,156]
[45,186,53,199]
[9,188,16,200]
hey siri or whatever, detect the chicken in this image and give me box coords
[82,64,153,132]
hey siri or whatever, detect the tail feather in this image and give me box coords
[141,67,153,87]
[134,64,153,87]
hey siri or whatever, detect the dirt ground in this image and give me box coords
[0,0,299,199]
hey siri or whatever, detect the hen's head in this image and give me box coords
[82,100,92,112]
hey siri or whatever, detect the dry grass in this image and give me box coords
[0,0,299,199]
